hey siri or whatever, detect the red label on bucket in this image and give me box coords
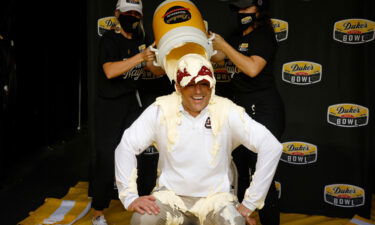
[163,6,191,24]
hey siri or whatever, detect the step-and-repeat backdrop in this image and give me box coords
[88,0,374,219]
[269,0,374,218]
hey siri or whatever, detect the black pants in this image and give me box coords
[232,88,285,225]
[89,92,157,210]
[136,145,158,196]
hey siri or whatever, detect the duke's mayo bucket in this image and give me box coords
[152,0,214,80]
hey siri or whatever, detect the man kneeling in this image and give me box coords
[115,54,282,225]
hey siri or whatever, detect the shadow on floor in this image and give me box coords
[0,128,90,225]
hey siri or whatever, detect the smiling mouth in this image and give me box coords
[192,96,204,101]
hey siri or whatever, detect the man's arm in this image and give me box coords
[229,107,283,214]
[114,104,158,210]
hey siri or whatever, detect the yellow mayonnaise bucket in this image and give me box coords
[151,0,215,80]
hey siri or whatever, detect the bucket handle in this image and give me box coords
[208,33,218,56]
[148,44,160,67]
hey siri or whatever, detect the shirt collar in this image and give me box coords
[179,104,209,118]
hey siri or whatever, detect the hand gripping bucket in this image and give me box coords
[151,0,215,80]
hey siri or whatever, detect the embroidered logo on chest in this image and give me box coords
[205,117,212,129]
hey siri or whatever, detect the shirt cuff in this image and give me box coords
[123,193,139,210]
[241,199,257,212]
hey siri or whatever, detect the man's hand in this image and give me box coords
[128,195,160,215]
[237,203,257,225]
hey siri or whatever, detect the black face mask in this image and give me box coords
[118,14,140,33]
[237,12,257,31]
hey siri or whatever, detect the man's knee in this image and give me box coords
[130,199,185,225]
[131,212,163,225]
[206,204,245,225]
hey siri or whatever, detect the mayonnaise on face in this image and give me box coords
[175,53,215,88]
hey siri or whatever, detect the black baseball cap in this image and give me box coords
[229,0,266,11]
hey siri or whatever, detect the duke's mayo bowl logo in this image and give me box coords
[324,184,365,208]
[238,43,249,52]
[282,61,322,85]
[333,19,375,44]
[224,60,241,75]
[275,181,281,199]
[271,19,288,42]
[241,16,253,25]
[213,62,231,83]
[327,104,369,127]
[97,17,118,36]
[142,70,158,80]
[281,142,317,165]
[164,6,191,24]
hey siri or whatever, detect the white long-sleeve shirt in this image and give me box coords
[115,93,282,212]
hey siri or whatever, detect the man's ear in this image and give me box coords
[175,83,181,93]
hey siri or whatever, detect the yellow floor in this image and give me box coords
[19,182,375,225]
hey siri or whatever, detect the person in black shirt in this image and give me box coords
[90,0,164,224]
[138,64,173,107]
[212,60,233,98]
[211,0,285,224]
